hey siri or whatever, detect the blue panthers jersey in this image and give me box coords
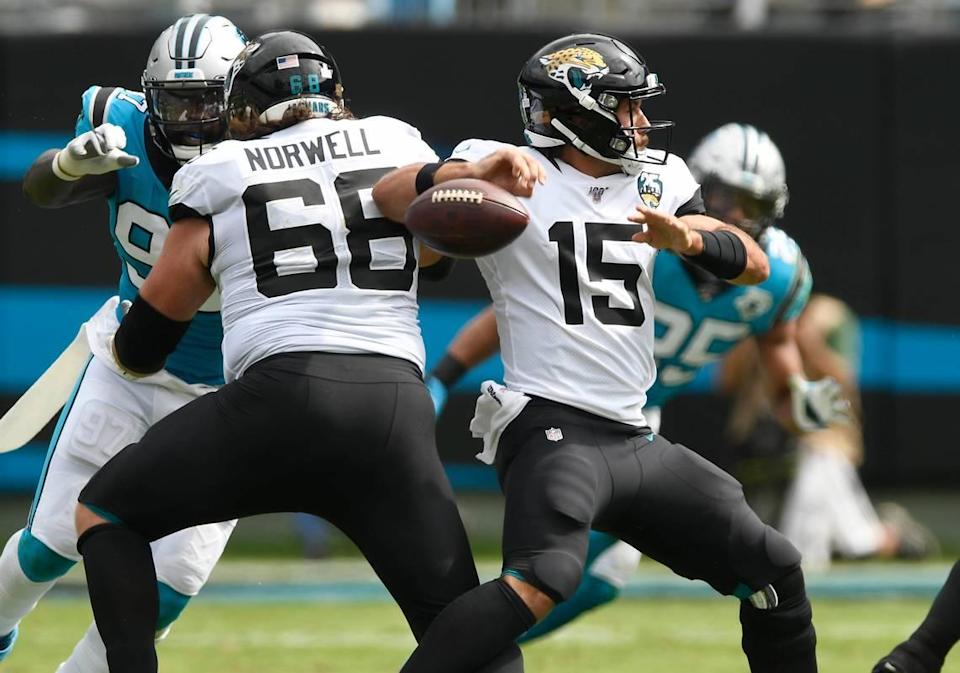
[647,227,812,407]
[76,86,224,385]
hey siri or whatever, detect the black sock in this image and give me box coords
[908,560,960,666]
[400,578,535,673]
[740,566,818,673]
[78,524,159,673]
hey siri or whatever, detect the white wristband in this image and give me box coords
[51,150,82,182]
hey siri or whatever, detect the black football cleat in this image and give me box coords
[872,641,943,673]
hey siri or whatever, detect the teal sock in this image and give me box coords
[517,574,619,644]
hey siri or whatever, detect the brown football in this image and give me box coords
[404,178,529,258]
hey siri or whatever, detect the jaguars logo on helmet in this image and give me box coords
[539,47,609,91]
[518,33,674,175]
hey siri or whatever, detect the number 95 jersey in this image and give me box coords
[169,116,439,382]
[449,139,702,426]
[647,227,812,407]
[76,85,224,386]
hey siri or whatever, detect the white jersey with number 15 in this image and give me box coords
[450,138,700,426]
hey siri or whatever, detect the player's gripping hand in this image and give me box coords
[425,376,449,416]
[788,374,851,432]
[53,123,139,181]
[468,148,546,197]
[628,205,701,254]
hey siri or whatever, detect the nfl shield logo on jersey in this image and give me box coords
[545,427,563,442]
[638,171,663,208]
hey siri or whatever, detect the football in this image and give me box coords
[404,178,529,258]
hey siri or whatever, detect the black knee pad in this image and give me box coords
[729,502,802,591]
[507,549,584,604]
[740,565,817,672]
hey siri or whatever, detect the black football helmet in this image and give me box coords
[518,34,673,173]
[225,30,344,140]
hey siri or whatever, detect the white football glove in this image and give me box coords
[788,374,851,432]
[52,123,139,181]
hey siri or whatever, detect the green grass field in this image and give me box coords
[4,596,959,673]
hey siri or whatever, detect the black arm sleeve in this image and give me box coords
[675,187,706,217]
[684,229,748,280]
[22,150,117,209]
[113,296,192,376]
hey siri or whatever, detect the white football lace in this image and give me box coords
[430,189,484,204]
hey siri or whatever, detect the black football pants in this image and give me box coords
[79,352,521,669]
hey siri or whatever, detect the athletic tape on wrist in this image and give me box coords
[687,229,748,280]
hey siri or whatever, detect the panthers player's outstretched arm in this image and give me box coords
[22,149,117,208]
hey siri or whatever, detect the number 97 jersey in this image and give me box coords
[449,139,702,427]
[76,85,225,386]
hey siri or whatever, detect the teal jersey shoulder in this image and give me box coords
[647,226,812,407]
[76,86,224,386]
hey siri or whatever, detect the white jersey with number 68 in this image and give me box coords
[450,139,700,426]
[170,116,439,382]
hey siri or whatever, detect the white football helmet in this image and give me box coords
[688,123,789,237]
[142,14,247,163]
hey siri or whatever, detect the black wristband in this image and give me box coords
[114,296,192,375]
[686,229,748,280]
[415,162,444,195]
[430,353,468,388]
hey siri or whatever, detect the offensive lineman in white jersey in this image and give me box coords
[72,31,525,673]
[7,15,245,672]
[374,34,819,673]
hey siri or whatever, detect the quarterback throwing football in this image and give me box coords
[374,33,819,673]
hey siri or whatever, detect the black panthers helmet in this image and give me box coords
[225,30,344,140]
[518,34,673,173]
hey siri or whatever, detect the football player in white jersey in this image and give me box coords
[72,31,525,673]
[374,34,819,673]
[9,15,244,672]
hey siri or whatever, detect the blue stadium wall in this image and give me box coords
[0,29,957,491]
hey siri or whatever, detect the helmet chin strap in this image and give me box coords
[551,119,646,176]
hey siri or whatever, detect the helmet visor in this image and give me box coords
[704,182,779,236]
[146,84,226,146]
